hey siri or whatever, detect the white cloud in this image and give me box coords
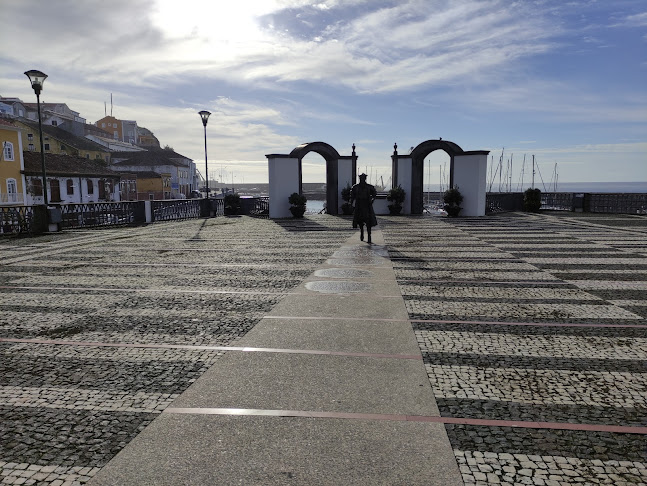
[1,0,559,93]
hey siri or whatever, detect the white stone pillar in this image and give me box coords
[453,153,487,216]
[396,156,412,214]
[268,156,300,218]
[337,158,354,213]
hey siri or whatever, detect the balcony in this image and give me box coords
[0,193,25,205]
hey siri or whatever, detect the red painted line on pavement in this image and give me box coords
[0,285,284,296]
[410,318,647,329]
[163,408,647,435]
[397,279,571,285]
[0,285,402,298]
[264,316,647,328]
[0,338,420,360]
[263,315,410,323]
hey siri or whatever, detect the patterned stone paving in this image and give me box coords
[381,211,647,485]
[0,216,352,485]
[1,211,646,485]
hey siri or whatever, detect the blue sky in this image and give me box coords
[1,0,645,185]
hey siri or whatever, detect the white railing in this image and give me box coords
[0,193,24,204]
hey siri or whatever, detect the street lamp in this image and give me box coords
[24,70,48,205]
[198,110,211,197]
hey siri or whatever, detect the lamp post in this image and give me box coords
[24,70,48,205]
[198,110,211,197]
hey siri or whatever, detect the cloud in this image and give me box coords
[1,0,559,94]
[455,80,647,123]
[619,11,647,27]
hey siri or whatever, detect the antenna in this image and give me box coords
[110,93,113,116]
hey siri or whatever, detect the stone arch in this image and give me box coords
[409,140,464,214]
[266,142,356,218]
[392,139,489,216]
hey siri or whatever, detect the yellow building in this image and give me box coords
[14,119,110,162]
[118,170,171,200]
[0,119,25,206]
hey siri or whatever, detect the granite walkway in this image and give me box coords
[1,212,646,485]
[88,228,462,485]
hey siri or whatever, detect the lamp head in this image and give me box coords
[199,110,211,126]
[24,70,48,95]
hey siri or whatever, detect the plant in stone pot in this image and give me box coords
[386,185,406,215]
[523,188,542,212]
[443,187,463,217]
[288,192,307,218]
[340,184,353,215]
[224,193,241,215]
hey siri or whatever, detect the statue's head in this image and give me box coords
[359,173,368,181]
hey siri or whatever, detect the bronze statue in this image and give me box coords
[350,173,377,243]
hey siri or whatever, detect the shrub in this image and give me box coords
[224,193,241,215]
[443,187,463,217]
[523,188,542,212]
[288,192,307,218]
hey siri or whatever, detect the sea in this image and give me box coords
[304,181,647,214]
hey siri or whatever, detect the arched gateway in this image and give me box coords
[266,142,357,218]
[392,140,489,216]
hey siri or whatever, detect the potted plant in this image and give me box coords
[224,193,241,215]
[340,184,353,215]
[386,185,406,215]
[523,188,542,212]
[288,192,307,218]
[443,187,463,217]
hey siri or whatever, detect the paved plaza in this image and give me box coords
[0,212,646,485]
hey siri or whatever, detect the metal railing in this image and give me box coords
[540,192,574,211]
[0,205,44,236]
[486,192,647,214]
[151,199,202,222]
[589,193,647,214]
[485,193,524,213]
[242,196,269,217]
[59,202,139,229]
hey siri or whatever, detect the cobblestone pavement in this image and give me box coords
[380,211,647,485]
[2,212,646,485]
[0,216,352,485]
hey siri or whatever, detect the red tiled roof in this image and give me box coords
[22,151,120,177]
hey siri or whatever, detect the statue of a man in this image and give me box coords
[350,173,378,243]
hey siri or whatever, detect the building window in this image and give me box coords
[113,123,117,128]
[7,179,18,203]
[31,178,43,196]
[149,194,154,200]
[28,144,34,151]
[114,131,118,139]
[99,179,106,199]
[60,144,66,151]
[67,179,74,195]
[86,154,90,159]
[44,143,50,151]
[50,179,61,202]
[87,180,94,195]
[101,123,105,128]
[27,133,34,141]
[51,120,58,126]
[2,142,14,161]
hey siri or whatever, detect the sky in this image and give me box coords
[1,0,646,186]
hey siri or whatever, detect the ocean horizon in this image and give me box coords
[424,181,647,194]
